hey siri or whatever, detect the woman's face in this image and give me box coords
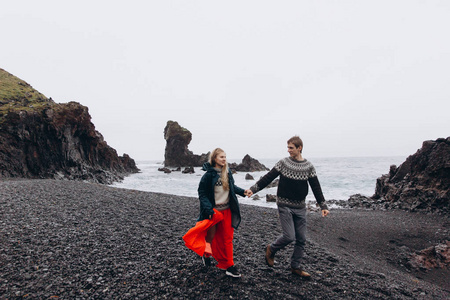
[214,152,227,168]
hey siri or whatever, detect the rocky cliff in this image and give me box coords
[372,137,449,213]
[163,121,209,167]
[0,68,139,184]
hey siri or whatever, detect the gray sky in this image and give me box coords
[2,1,449,161]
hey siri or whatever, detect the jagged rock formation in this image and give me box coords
[0,68,139,184]
[229,154,269,172]
[359,137,450,213]
[163,121,209,167]
[409,241,450,271]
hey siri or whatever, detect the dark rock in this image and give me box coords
[163,121,209,167]
[266,194,277,202]
[229,154,269,172]
[348,194,374,208]
[158,167,172,174]
[373,137,450,213]
[182,167,195,174]
[245,173,254,180]
[409,241,450,271]
[0,69,139,184]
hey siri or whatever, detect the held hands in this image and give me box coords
[321,209,330,217]
[244,189,253,197]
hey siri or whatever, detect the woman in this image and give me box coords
[183,148,251,278]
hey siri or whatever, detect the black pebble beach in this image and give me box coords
[1,179,449,299]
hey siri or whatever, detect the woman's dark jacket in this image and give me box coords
[197,162,245,229]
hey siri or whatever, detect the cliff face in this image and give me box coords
[0,68,138,184]
[373,137,450,213]
[163,121,209,167]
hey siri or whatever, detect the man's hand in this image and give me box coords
[244,189,253,197]
[321,209,330,217]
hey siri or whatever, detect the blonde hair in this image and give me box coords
[209,148,229,190]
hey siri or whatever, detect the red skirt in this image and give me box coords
[183,208,235,269]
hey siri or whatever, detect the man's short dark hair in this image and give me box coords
[287,136,303,149]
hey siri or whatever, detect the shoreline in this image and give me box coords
[1,179,448,299]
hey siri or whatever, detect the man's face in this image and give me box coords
[287,143,302,158]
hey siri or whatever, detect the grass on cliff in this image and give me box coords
[0,68,54,123]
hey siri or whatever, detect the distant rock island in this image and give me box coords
[0,68,139,184]
[229,154,269,172]
[163,121,269,172]
[163,121,209,167]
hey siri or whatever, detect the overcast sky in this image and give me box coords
[1,1,449,161]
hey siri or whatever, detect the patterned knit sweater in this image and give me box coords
[250,157,328,210]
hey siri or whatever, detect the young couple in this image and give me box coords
[183,136,330,278]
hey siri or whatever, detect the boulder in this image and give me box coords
[158,167,172,174]
[373,137,450,213]
[408,241,450,271]
[266,194,277,202]
[348,194,374,209]
[229,154,269,172]
[245,173,254,180]
[163,121,209,167]
[0,69,139,184]
[182,167,195,174]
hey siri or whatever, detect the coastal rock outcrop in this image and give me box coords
[0,68,139,184]
[229,154,269,172]
[372,137,450,213]
[163,121,209,167]
[409,241,450,271]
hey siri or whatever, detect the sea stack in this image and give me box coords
[163,120,209,167]
[0,68,139,184]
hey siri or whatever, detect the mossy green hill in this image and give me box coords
[0,67,139,182]
[0,68,54,119]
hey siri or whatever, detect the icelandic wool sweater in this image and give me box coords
[213,167,230,211]
[250,157,328,210]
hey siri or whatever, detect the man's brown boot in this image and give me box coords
[291,268,311,280]
[265,244,275,267]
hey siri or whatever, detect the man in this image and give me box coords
[248,136,329,279]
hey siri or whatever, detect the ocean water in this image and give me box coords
[110,156,405,209]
